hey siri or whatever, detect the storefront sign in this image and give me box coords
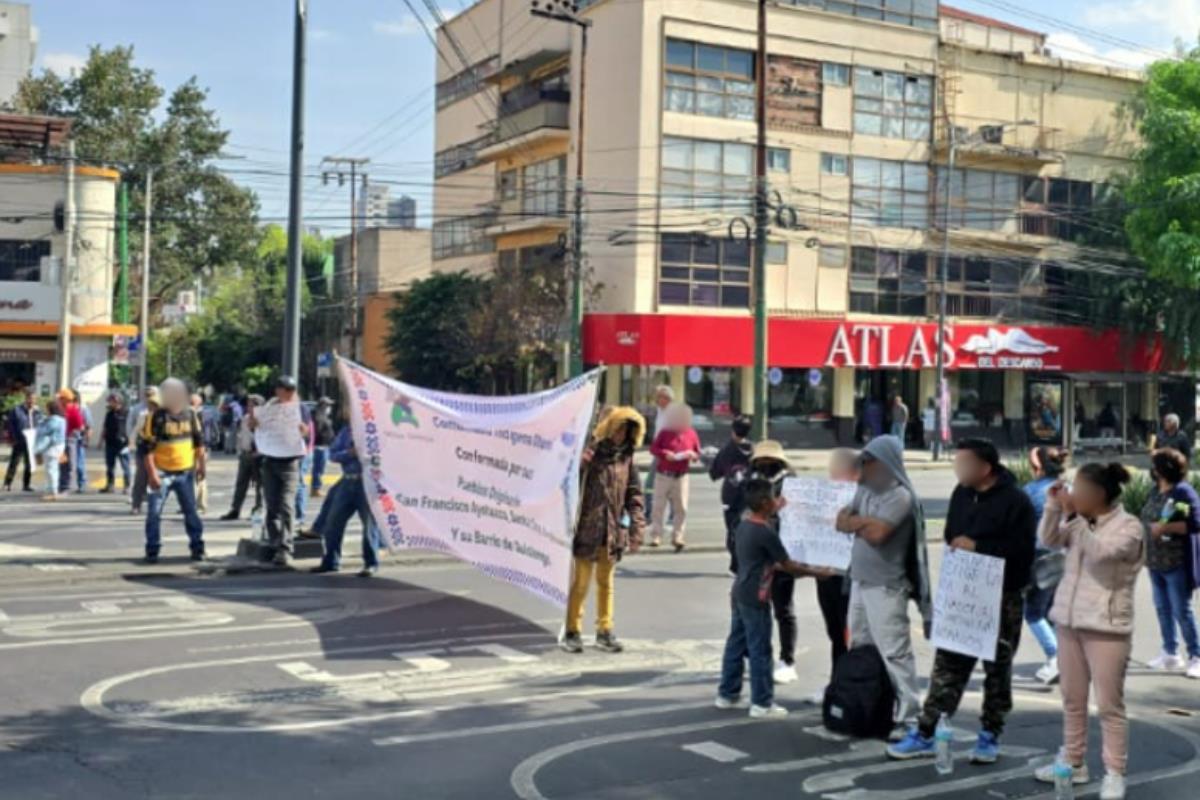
[768,367,784,386]
[0,283,59,322]
[583,315,1165,374]
[807,368,823,387]
[686,366,703,384]
[0,347,56,362]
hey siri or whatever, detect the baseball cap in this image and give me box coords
[275,375,298,391]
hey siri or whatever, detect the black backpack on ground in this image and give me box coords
[822,645,896,739]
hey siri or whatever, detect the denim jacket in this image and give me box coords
[35,415,67,454]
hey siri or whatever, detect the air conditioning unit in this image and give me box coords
[979,125,1005,144]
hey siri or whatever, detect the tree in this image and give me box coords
[385,271,489,390]
[12,45,260,311]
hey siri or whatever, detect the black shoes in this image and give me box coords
[144,553,159,565]
[190,551,207,562]
[219,511,239,521]
[357,566,378,578]
[310,563,339,574]
[595,632,624,653]
[560,632,584,653]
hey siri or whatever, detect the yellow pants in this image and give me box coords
[566,549,616,635]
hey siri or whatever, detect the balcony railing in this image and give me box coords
[493,89,570,144]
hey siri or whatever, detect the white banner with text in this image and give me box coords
[930,548,1006,661]
[778,477,858,571]
[339,359,599,608]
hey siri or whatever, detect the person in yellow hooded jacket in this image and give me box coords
[562,406,647,655]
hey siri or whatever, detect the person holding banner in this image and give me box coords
[1033,463,1144,800]
[4,390,40,492]
[308,417,382,578]
[837,435,931,737]
[562,406,647,655]
[888,439,1035,765]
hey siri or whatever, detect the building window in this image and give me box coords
[432,215,494,260]
[767,241,788,264]
[820,153,848,176]
[849,247,927,315]
[819,244,847,268]
[935,167,1020,231]
[822,62,850,86]
[852,67,933,140]
[954,371,1006,428]
[781,0,939,30]
[659,233,751,308]
[0,240,49,282]
[434,133,494,178]
[851,158,929,229]
[498,169,518,201]
[766,56,821,128]
[767,147,791,173]
[435,56,499,109]
[1022,177,1098,241]
[664,38,755,121]
[499,243,563,273]
[522,156,566,216]
[939,255,1034,318]
[661,136,753,212]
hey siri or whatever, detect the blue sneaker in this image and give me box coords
[886,728,936,760]
[970,730,999,764]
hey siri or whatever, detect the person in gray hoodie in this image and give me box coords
[835,434,932,735]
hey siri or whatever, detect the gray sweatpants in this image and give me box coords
[848,580,922,725]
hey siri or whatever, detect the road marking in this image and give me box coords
[0,543,65,558]
[803,746,1044,795]
[469,642,538,664]
[681,740,749,763]
[394,651,453,672]
[32,563,86,572]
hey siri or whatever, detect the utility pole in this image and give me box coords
[282,0,307,379]
[751,0,769,440]
[55,139,76,391]
[116,182,129,325]
[321,156,369,362]
[531,0,590,378]
[138,167,153,393]
[933,131,955,461]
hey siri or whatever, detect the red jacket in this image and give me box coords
[650,428,701,476]
[64,403,85,436]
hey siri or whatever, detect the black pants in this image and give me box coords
[260,456,300,556]
[816,574,851,675]
[229,452,262,516]
[772,574,797,665]
[4,439,32,490]
[723,508,741,572]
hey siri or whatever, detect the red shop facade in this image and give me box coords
[584,314,1185,449]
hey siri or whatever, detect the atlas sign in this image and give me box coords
[824,323,1061,370]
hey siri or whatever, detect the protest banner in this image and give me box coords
[778,477,858,570]
[253,401,307,458]
[339,358,599,608]
[930,548,1006,661]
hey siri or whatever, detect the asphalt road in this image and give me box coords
[0,454,1196,799]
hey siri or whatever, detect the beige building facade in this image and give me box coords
[434,1,1173,448]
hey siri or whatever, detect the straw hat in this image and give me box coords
[750,439,789,468]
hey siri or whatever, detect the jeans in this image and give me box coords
[104,442,131,489]
[718,600,775,708]
[261,456,301,556]
[4,437,32,490]
[311,446,328,493]
[1150,567,1200,659]
[144,470,204,557]
[891,421,906,446]
[316,477,380,570]
[1024,583,1059,658]
[42,447,64,495]
[74,434,88,490]
[295,452,312,524]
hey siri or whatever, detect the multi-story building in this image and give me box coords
[434,1,1176,448]
[388,195,417,229]
[0,3,35,106]
[0,114,133,419]
[357,184,419,230]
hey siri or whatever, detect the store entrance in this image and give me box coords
[854,369,921,445]
[0,362,35,396]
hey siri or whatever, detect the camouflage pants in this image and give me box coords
[917,590,1025,737]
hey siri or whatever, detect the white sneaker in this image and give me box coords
[805,689,826,705]
[1034,762,1090,784]
[1148,652,1186,671]
[1036,656,1060,685]
[773,661,798,684]
[749,703,789,719]
[1187,657,1200,679]
[714,695,749,710]
[1099,772,1126,800]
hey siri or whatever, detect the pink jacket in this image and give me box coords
[1040,500,1145,635]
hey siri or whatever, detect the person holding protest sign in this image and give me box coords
[716,478,830,718]
[836,435,931,738]
[1023,446,1067,685]
[1033,463,1144,800]
[139,378,207,563]
[248,375,312,568]
[888,438,1034,764]
[1141,448,1200,677]
[648,402,701,552]
[562,406,647,655]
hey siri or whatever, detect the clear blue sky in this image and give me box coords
[25,0,1194,232]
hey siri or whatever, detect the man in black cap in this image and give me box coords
[248,375,311,566]
[310,396,336,499]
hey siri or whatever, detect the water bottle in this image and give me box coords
[934,713,953,776]
[250,510,264,541]
[1053,747,1075,800]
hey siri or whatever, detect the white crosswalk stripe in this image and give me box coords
[681,740,750,763]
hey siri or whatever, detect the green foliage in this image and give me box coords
[1121,470,1154,516]
[12,45,260,311]
[1005,455,1034,487]
[240,365,276,396]
[386,271,490,390]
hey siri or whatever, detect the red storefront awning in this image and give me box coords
[583,314,1166,373]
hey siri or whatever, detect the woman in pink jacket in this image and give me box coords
[1034,462,1145,800]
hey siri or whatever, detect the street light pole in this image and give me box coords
[321,156,370,362]
[55,139,76,391]
[933,132,955,461]
[138,167,153,393]
[531,0,590,378]
[282,0,307,379]
[751,0,769,440]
